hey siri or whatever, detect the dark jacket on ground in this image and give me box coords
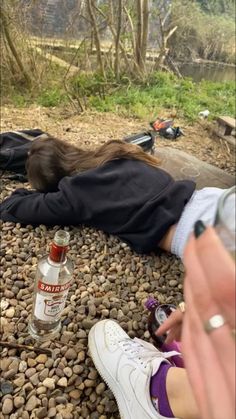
[0,159,195,253]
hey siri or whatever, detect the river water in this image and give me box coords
[179,62,235,83]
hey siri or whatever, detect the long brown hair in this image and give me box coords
[26,135,161,192]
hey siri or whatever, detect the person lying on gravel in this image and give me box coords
[88,224,235,419]
[0,134,230,259]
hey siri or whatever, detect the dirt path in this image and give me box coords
[1,105,235,175]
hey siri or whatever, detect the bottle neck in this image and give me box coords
[49,242,68,263]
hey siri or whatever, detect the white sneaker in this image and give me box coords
[88,320,178,419]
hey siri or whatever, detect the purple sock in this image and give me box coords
[150,362,174,418]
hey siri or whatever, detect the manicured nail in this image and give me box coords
[194,220,206,238]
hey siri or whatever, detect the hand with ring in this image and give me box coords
[182,225,235,419]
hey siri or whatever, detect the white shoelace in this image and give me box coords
[119,337,179,371]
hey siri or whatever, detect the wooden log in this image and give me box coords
[155,147,235,190]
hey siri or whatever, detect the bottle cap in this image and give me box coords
[145,297,158,311]
[53,230,70,247]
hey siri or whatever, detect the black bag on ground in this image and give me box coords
[0,129,46,177]
[123,131,155,154]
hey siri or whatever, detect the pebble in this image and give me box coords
[69,389,81,399]
[25,368,36,378]
[36,354,48,364]
[64,367,73,378]
[2,398,14,414]
[96,382,106,395]
[0,197,191,418]
[48,407,57,417]
[64,348,77,360]
[13,374,25,387]
[5,307,15,318]
[19,361,28,372]
[25,395,38,411]
[14,396,25,408]
[1,381,13,395]
[169,279,178,287]
[57,377,68,387]
[43,378,55,390]
[37,407,48,418]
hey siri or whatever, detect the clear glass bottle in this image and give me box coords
[28,230,73,341]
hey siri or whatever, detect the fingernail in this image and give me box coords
[194,220,206,238]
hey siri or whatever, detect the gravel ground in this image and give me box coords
[0,106,235,419]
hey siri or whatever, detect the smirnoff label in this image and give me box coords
[34,280,71,321]
[38,280,71,293]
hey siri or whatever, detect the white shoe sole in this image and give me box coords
[89,324,132,419]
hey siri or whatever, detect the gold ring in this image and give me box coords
[204,314,226,334]
[178,302,186,313]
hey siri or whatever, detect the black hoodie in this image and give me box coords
[0,159,195,253]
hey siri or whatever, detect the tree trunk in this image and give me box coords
[136,0,143,68]
[115,0,123,79]
[0,4,31,87]
[94,3,133,74]
[87,0,105,78]
[141,0,149,66]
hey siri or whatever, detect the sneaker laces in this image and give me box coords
[119,337,180,373]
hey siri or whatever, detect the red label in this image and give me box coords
[37,280,71,293]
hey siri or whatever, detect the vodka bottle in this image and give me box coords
[28,230,73,341]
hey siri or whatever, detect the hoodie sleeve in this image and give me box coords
[0,187,78,226]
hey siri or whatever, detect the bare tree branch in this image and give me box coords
[87,0,105,77]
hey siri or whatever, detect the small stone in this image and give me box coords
[96,382,106,395]
[1,358,12,371]
[45,358,54,368]
[39,368,49,381]
[78,351,85,362]
[4,368,16,380]
[82,319,95,329]
[55,396,67,405]
[1,381,13,395]
[25,395,38,411]
[69,389,81,399]
[13,374,25,387]
[43,377,55,390]
[84,379,95,388]
[23,382,34,392]
[35,354,48,364]
[6,307,15,318]
[76,330,87,339]
[63,367,73,378]
[57,377,68,387]
[29,372,39,386]
[72,365,83,374]
[169,279,178,287]
[88,370,97,380]
[1,299,9,310]
[2,398,14,414]
[36,386,47,395]
[14,396,25,409]
[19,360,28,372]
[48,407,57,417]
[27,358,37,367]
[37,407,48,418]
[25,367,36,378]
[48,398,56,408]
[64,348,77,360]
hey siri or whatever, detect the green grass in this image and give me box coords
[86,72,235,121]
[2,71,235,121]
[37,88,67,107]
